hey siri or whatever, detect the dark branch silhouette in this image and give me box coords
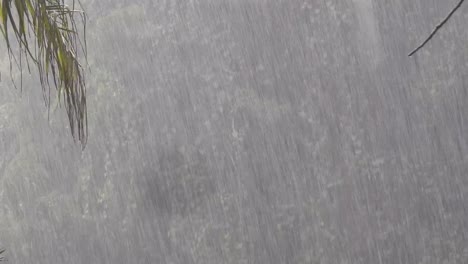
[409,0,465,56]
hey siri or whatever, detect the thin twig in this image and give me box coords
[409,0,465,56]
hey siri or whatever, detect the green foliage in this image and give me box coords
[0,0,87,146]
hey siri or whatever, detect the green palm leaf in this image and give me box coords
[0,0,87,147]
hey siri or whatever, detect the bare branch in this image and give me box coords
[409,0,465,56]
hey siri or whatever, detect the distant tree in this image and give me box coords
[0,0,87,146]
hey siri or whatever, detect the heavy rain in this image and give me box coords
[1,0,468,263]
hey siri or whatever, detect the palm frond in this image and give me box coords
[0,0,87,147]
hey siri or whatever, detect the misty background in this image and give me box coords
[2,0,468,263]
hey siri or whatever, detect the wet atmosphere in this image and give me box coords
[2,0,468,263]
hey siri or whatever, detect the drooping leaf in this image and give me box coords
[0,0,88,147]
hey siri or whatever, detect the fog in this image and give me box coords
[2,0,468,263]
